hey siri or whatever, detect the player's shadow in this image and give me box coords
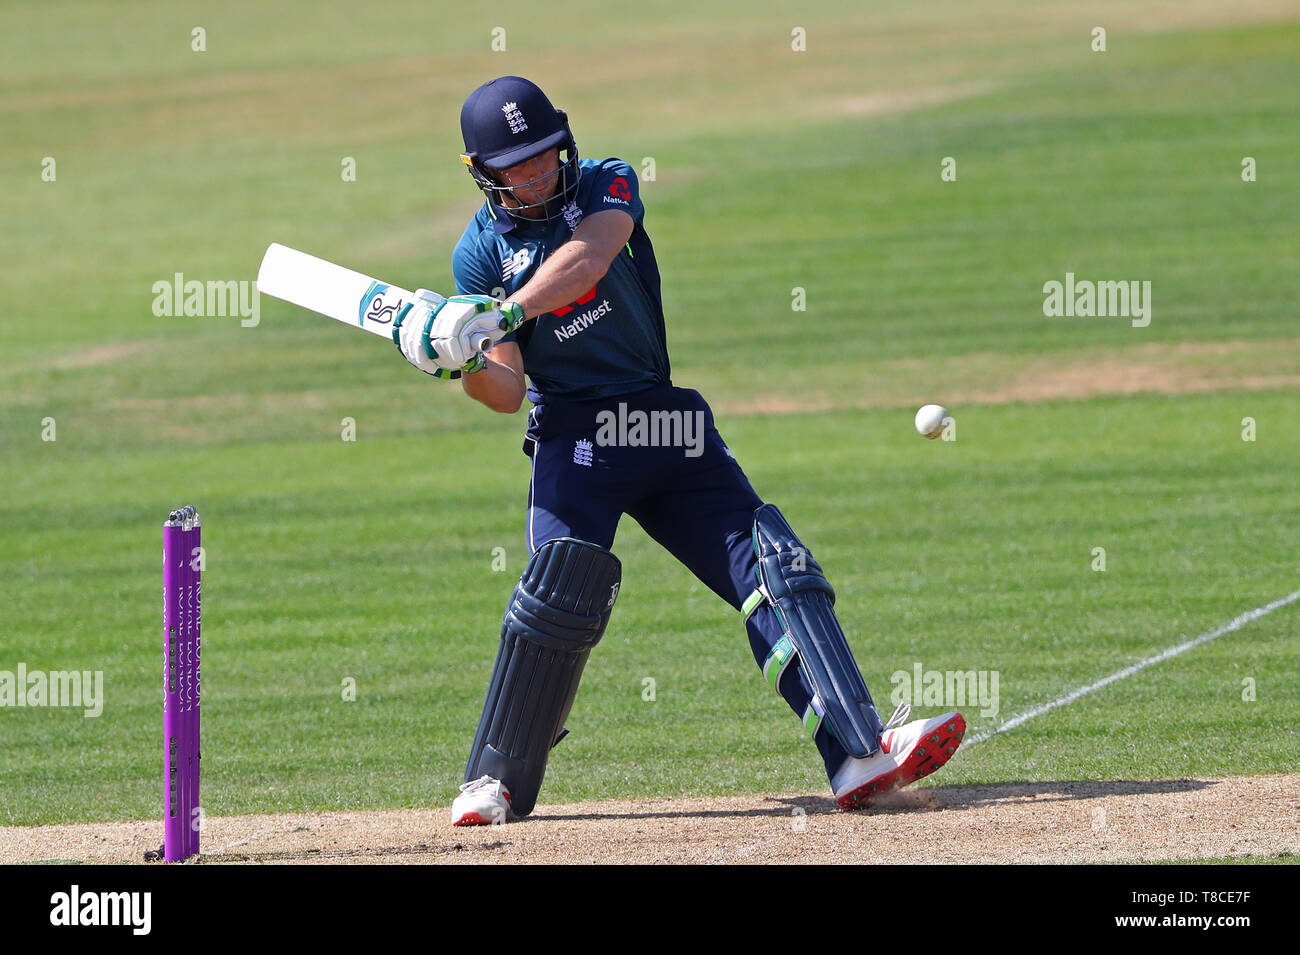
[535,802,818,823]
[538,778,1216,822]
[767,777,1217,817]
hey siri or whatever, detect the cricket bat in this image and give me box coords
[255,243,497,353]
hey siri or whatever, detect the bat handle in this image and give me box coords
[475,313,517,353]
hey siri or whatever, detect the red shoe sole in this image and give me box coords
[837,713,966,811]
[452,812,492,826]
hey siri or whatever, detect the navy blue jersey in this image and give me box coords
[451,157,671,403]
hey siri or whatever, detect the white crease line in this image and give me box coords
[962,587,1300,748]
[207,823,297,855]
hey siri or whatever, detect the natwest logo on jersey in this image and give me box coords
[550,286,613,342]
[551,286,596,317]
[602,176,631,206]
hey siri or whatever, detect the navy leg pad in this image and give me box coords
[465,538,621,816]
[753,504,883,758]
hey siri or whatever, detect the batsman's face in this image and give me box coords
[490,148,561,218]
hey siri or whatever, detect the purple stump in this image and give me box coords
[191,513,202,858]
[164,506,201,862]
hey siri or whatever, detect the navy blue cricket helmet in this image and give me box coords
[459,76,580,222]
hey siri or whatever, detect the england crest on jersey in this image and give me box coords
[561,201,584,232]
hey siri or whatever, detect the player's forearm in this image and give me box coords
[462,357,525,414]
[510,241,604,319]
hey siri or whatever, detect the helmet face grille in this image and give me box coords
[466,141,582,224]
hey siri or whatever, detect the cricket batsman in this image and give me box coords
[390,76,966,825]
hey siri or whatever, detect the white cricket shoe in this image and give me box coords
[451,775,514,826]
[831,703,965,810]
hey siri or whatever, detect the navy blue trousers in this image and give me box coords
[519,383,856,779]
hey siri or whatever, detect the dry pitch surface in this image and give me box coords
[3,774,1296,865]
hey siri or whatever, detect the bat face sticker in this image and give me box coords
[359,281,406,327]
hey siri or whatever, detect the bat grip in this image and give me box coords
[474,334,493,353]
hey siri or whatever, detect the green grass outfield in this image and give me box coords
[1,0,1297,826]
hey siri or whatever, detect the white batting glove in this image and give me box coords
[428,295,525,370]
[392,289,459,378]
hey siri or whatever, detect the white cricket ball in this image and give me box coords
[914,404,949,440]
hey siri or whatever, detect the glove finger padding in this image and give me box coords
[393,291,501,378]
[393,292,457,376]
[430,295,508,370]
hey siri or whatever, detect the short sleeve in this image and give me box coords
[452,230,518,343]
[581,160,644,224]
[452,232,501,297]
[452,229,524,345]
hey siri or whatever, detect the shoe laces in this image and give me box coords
[459,775,499,795]
[884,701,912,730]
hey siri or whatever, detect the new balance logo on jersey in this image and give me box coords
[502,248,532,280]
[501,102,528,134]
[553,299,613,342]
